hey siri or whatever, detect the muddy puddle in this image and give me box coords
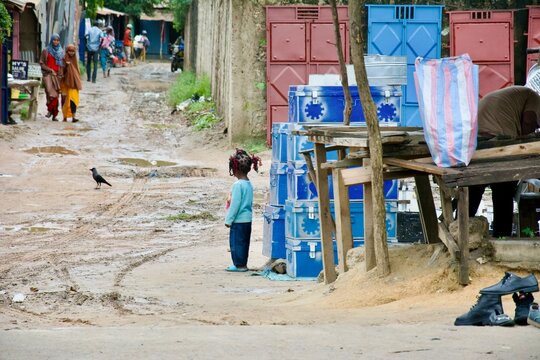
[24,146,78,155]
[117,158,177,167]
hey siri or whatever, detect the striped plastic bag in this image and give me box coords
[415,54,479,167]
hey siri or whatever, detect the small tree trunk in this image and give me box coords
[329,0,352,125]
[348,0,390,277]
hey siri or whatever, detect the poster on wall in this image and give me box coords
[11,60,29,80]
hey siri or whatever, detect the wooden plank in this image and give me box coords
[457,187,470,285]
[383,157,456,176]
[314,143,337,284]
[363,158,376,271]
[303,152,317,185]
[321,158,364,169]
[435,175,455,228]
[341,166,420,186]
[414,175,440,244]
[333,168,352,274]
[437,223,459,259]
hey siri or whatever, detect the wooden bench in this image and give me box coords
[8,79,40,121]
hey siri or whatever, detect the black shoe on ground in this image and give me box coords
[513,292,535,325]
[455,294,504,326]
[480,272,538,295]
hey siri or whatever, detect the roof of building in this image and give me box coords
[4,0,41,12]
[140,9,173,22]
[96,7,126,17]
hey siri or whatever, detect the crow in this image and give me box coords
[90,167,112,189]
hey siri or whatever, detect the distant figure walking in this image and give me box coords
[86,20,102,83]
[90,167,112,189]
[39,33,64,121]
[61,44,82,122]
[123,24,133,64]
[100,26,115,78]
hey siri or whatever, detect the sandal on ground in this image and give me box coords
[225,265,248,272]
[62,118,67,122]
[52,117,58,121]
[45,111,52,118]
[72,118,79,123]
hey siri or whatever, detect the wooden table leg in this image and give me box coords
[29,85,38,121]
[363,158,375,271]
[314,143,337,283]
[457,187,470,285]
[414,175,439,244]
[333,168,352,273]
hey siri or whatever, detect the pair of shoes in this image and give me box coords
[72,118,79,123]
[480,272,539,295]
[528,302,540,328]
[513,292,535,325]
[225,265,248,272]
[455,294,504,326]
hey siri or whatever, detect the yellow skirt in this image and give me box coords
[61,85,80,119]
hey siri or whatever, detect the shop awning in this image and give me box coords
[96,7,126,16]
[4,0,41,12]
[140,10,173,22]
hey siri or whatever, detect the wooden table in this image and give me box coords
[299,125,540,285]
[8,79,40,121]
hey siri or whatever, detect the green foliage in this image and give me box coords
[170,0,193,31]
[186,101,221,130]
[255,82,266,91]
[79,61,86,77]
[20,102,30,119]
[522,227,536,238]
[168,71,211,106]
[104,0,161,16]
[239,137,268,154]
[0,3,13,42]
[163,211,217,222]
[85,0,105,19]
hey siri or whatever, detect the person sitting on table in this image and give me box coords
[468,86,540,237]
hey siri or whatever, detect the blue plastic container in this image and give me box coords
[285,199,398,240]
[262,205,286,259]
[366,4,444,127]
[285,239,364,278]
[286,123,339,162]
[286,162,398,202]
[288,85,402,124]
[271,123,291,163]
[269,162,288,206]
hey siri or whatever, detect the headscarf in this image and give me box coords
[62,44,82,90]
[47,33,64,66]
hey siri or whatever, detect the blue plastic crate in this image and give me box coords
[285,200,398,240]
[285,239,364,278]
[262,205,286,259]
[269,162,288,206]
[271,123,291,163]
[286,123,339,162]
[286,161,398,201]
[288,85,401,124]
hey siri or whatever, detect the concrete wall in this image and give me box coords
[185,0,267,143]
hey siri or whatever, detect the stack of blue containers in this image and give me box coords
[263,84,401,278]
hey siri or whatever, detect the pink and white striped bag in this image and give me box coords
[414,54,479,167]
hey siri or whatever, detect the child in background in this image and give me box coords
[225,149,262,272]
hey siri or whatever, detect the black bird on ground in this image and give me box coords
[90,167,112,189]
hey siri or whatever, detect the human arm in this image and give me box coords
[225,183,241,226]
[521,111,539,135]
[39,49,55,75]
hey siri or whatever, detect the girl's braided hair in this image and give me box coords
[229,148,262,176]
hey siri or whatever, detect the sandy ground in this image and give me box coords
[1,63,539,359]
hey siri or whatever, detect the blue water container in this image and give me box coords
[271,123,290,163]
[286,161,366,201]
[288,85,402,124]
[262,205,286,259]
[269,162,288,206]
[285,199,398,240]
[285,238,364,278]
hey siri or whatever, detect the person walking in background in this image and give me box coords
[86,20,102,83]
[133,30,150,63]
[60,44,82,123]
[123,24,133,64]
[100,26,115,78]
[224,149,262,272]
[39,33,63,121]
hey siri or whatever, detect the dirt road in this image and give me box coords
[1,63,539,359]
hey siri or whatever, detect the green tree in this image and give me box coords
[104,0,162,16]
[0,2,13,42]
[84,0,105,19]
[169,0,192,32]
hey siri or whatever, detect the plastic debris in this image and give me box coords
[12,293,25,303]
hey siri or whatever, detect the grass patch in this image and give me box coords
[168,71,211,107]
[19,102,30,119]
[79,61,86,77]
[163,211,217,222]
[239,136,268,154]
[186,101,221,130]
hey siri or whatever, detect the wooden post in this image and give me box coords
[314,143,337,283]
[363,158,376,271]
[414,175,440,244]
[333,168,352,273]
[457,187,470,285]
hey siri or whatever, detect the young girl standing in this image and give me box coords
[225,149,262,272]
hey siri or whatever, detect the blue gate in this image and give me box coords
[367,4,443,127]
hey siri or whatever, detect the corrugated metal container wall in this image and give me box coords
[367,4,443,127]
[449,10,514,98]
[266,6,349,144]
[527,6,540,71]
